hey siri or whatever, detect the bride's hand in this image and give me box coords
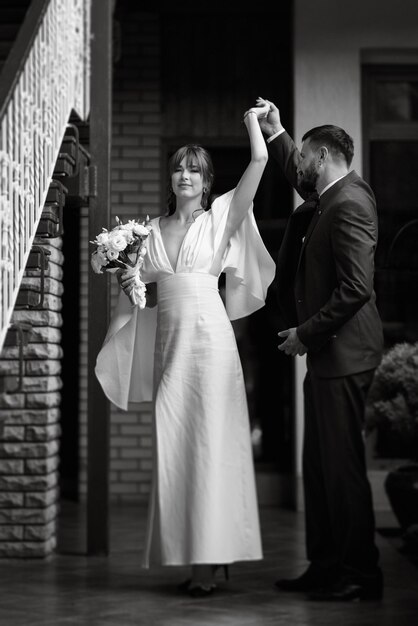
[117,268,137,296]
[243,99,270,122]
[254,97,284,136]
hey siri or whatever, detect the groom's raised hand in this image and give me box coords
[278,328,307,357]
[256,97,284,138]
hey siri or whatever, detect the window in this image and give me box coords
[363,62,418,346]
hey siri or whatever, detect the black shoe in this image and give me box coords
[178,565,229,594]
[308,569,384,602]
[188,584,215,598]
[275,564,335,592]
[177,578,191,592]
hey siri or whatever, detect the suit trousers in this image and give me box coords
[303,369,380,577]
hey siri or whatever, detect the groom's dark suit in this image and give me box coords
[270,131,384,582]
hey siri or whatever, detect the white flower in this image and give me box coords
[106,248,119,261]
[91,251,107,273]
[95,231,109,246]
[133,223,150,237]
[97,247,108,262]
[120,228,135,244]
[108,231,128,252]
[91,217,152,311]
[120,220,137,231]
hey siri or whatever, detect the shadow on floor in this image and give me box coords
[0,502,417,626]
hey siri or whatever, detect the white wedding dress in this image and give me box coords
[95,189,276,567]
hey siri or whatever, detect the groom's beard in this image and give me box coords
[298,162,319,193]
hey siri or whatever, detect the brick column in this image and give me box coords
[0,237,63,557]
[79,9,162,503]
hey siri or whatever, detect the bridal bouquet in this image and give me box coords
[90,216,152,308]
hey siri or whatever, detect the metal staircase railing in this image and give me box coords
[0,0,91,352]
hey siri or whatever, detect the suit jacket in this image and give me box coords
[269,131,383,378]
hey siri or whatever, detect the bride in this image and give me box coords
[95,100,276,597]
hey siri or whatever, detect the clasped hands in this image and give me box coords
[278,328,307,357]
[243,97,284,135]
[243,98,270,121]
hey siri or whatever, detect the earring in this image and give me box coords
[201,187,208,209]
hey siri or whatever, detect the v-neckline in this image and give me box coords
[157,216,194,273]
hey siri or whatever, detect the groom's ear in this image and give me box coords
[317,145,328,165]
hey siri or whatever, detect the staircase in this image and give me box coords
[0,0,92,558]
[0,0,47,358]
[0,0,91,354]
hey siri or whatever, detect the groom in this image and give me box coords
[258,100,384,601]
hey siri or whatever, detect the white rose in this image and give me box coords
[95,232,109,246]
[106,248,119,261]
[120,228,134,244]
[108,231,128,252]
[133,224,150,237]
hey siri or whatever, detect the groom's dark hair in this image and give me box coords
[302,125,354,167]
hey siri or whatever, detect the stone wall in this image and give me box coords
[0,237,63,557]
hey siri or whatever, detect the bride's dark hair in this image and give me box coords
[166,144,214,216]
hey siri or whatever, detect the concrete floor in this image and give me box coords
[0,502,417,625]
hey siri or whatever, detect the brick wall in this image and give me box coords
[78,9,162,502]
[0,237,63,557]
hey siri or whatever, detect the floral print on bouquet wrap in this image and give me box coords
[90,216,152,307]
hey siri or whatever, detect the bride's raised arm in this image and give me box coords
[224,102,269,236]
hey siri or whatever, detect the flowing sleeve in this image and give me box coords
[211,189,276,320]
[94,290,157,410]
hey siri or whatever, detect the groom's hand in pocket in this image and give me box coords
[278,328,307,357]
